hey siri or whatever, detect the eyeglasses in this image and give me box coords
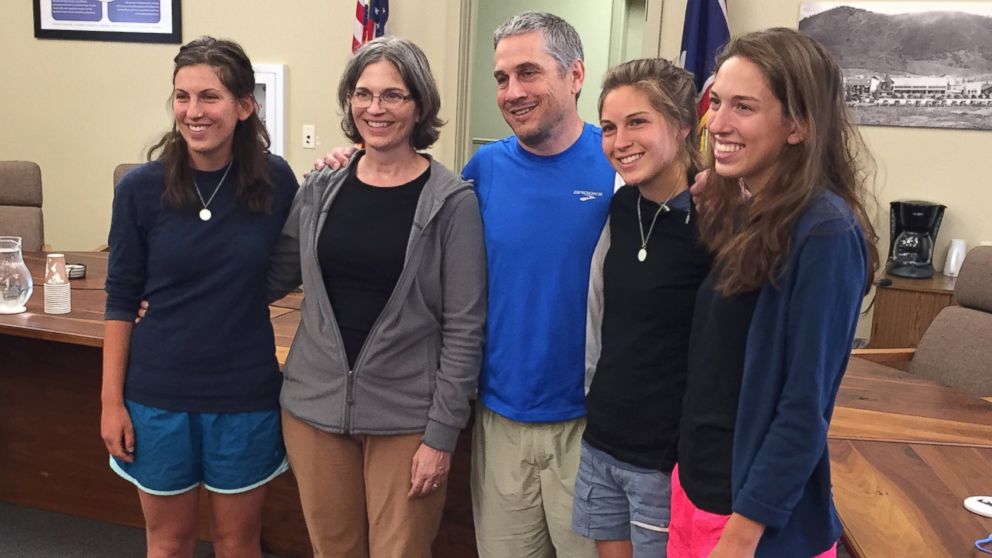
[350,89,413,108]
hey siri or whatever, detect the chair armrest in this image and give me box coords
[852,348,916,363]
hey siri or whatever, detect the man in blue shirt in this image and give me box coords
[463,12,614,558]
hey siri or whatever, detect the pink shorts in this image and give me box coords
[667,465,837,558]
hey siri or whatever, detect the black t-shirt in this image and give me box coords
[317,161,429,369]
[583,186,712,471]
[677,268,760,514]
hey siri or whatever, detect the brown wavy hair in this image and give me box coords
[598,58,702,176]
[338,37,444,150]
[147,36,273,213]
[696,28,879,295]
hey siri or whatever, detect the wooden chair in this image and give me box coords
[855,246,992,396]
[0,161,44,251]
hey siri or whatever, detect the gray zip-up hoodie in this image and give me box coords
[267,154,486,452]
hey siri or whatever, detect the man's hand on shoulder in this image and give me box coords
[690,169,711,211]
[305,146,358,178]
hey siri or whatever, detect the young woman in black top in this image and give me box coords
[572,59,712,558]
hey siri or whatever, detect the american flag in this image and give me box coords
[678,0,730,151]
[353,0,389,53]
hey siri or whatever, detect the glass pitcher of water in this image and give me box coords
[0,236,33,314]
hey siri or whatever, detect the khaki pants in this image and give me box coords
[470,404,597,558]
[282,411,445,558]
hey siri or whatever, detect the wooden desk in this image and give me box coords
[831,358,992,447]
[831,440,992,558]
[869,273,956,348]
[0,252,478,558]
[270,290,302,311]
[830,358,992,557]
[0,252,107,346]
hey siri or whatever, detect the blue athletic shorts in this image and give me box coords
[572,441,671,556]
[109,400,288,496]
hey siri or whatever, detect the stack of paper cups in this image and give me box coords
[44,283,71,314]
[44,253,71,314]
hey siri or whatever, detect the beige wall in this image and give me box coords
[0,1,463,251]
[4,0,990,273]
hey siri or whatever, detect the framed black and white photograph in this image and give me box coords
[253,64,285,157]
[800,2,992,130]
[33,0,181,44]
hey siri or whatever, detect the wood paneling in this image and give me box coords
[0,336,139,523]
[0,335,314,556]
[869,274,956,348]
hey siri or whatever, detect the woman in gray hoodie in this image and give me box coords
[267,37,487,558]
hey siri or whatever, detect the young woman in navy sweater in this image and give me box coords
[670,28,879,558]
[101,37,298,558]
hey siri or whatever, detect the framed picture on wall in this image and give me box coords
[33,0,181,44]
[253,64,285,157]
[800,2,992,131]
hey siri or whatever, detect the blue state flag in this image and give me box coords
[679,0,730,117]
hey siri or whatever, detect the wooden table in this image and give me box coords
[0,252,477,558]
[829,358,992,557]
[831,358,992,448]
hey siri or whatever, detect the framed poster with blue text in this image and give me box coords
[34,0,181,44]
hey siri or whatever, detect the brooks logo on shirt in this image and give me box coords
[573,190,603,202]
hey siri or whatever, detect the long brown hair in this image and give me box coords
[598,58,702,176]
[697,28,879,295]
[147,36,273,212]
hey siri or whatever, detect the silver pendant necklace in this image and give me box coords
[193,159,234,221]
[636,185,681,262]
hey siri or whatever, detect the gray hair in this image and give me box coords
[337,37,444,150]
[492,11,584,76]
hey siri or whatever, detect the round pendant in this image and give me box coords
[637,248,647,262]
[199,208,212,221]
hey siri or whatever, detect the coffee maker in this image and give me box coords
[887,200,945,279]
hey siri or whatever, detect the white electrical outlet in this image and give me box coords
[302,124,316,149]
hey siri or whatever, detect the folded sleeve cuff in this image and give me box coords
[733,491,790,530]
[104,306,138,322]
[422,419,461,453]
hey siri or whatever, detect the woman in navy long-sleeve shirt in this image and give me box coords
[671,28,879,558]
[101,37,297,558]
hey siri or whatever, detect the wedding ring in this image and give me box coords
[432,482,440,489]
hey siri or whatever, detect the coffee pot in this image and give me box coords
[887,201,945,279]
